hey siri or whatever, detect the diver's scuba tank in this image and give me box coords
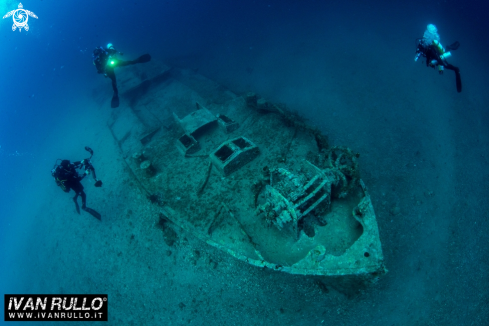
[433,40,445,53]
[440,52,452,60]
[433,40,452,61]
[51,160,74,193]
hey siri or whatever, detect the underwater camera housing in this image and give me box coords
[51,147,102,188]
[83,146,102,187]
[85,146,94,157]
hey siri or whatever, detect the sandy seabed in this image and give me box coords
[4,40,489,325]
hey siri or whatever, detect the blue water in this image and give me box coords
[1,0,488,325]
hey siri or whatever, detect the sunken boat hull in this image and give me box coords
[105,62,386,289]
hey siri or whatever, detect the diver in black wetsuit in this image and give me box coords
[414,24,462,93]
[93,43,151,108]
[51,147,103,220]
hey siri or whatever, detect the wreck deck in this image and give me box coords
[104,61,386,287]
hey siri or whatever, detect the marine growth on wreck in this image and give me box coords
[106,63,386,290]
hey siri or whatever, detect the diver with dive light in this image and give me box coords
[414,24,462,93]
[51,147,103,220]
[93,43,151,108]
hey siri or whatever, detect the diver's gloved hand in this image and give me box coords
[95,180,103,187]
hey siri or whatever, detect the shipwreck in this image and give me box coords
[103,60,386,292]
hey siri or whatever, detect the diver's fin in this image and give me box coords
[455,69,462,93]
[83,206,102,221]
[135,54,151,64]
[111,94,119,108]
[446,41,460,51]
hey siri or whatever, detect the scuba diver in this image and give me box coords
[93,43,151,108]
[51,147,103,220]
[414,24,462,93]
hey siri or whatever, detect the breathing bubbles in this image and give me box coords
[0,146,32,158]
